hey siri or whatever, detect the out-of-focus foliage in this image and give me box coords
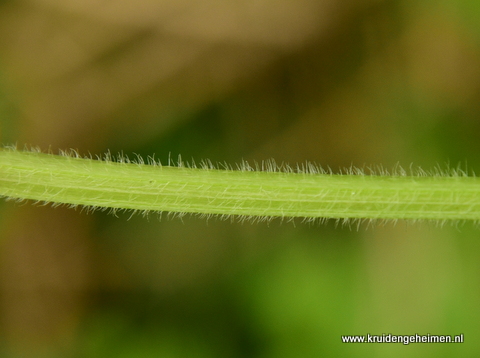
[0,0,480,357]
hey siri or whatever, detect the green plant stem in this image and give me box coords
[1,148,480,221]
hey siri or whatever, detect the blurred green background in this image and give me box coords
[1,0,480,356]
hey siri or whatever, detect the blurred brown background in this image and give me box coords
[1,0,480,356]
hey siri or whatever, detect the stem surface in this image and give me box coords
[1,149,479,221]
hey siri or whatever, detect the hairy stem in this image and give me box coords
[1,148,479,221]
